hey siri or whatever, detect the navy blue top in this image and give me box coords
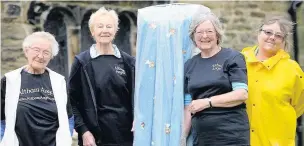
[184,48,247,113]
[184,48,250,146]
[16,70,58,146]
[91,55,133,144]
[1,70,74,145]
[68,48,135,146]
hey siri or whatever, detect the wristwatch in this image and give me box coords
[207,98,213,108]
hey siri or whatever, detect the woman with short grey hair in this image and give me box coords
[189,12,224,45]
[0,31,74,146]
[183,12,250,145]
[69,7,135,146]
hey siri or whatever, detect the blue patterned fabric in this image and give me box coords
[69,116,74,136]
[0,120,5,141]
[134,4,210,146]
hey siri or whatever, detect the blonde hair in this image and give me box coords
[259,15,294,52]
[22,31,59,57]
[88,7,119,35]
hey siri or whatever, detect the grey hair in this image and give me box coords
[22,31,59,57]
[89,7,119,35]
[189,12,223,45]
[259,15,294,52]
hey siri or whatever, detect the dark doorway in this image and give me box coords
[114,12,132,55]
[81,10,95,52]
[44,10,69,78]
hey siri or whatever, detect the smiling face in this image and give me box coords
[258,22,285,55]
[194,20,218,51]
[91,14,117,44]
[24,38,52,71]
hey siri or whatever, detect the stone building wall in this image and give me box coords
[1,1,165,76]
[1,1,301,146]
[296,4,304,67]
[1,1,291,75]
[2,1,31,76]
[1,1,292,76]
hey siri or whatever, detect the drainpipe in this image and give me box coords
[288,1,303,146]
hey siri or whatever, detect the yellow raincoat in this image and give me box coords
[242,46,304,146]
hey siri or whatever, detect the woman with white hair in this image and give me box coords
[0,31,73,146]
[183,12,250,145]
[68,7,135,146]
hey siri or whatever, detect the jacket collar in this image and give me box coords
[243,45,290,70]
[89,44,121,59]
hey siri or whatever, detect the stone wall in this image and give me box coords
[1,1,291,75]
[1,1,165,76]
[1,1,32,76]
[296,4,304,67]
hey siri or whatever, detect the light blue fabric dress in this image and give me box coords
[134,4,210,146]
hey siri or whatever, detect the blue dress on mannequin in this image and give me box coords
[133,4,210,146]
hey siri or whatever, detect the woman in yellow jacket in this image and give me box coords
[242,15,304,146]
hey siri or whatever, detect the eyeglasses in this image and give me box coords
[195,30,215,36]
[30,47,52,58]
[260,29,285,40]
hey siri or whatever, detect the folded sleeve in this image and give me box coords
[184,94,192,106]
[232,82,248,91]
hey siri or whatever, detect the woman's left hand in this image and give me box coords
[189,99,209,114]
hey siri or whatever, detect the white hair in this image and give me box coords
[88,7,119,35]
[22,31,59,57]
[189,12,224,45]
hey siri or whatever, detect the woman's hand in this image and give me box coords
[180,135,187,146]
[131,120,135,132]
[82,131,96,146]
[189,99,209,114]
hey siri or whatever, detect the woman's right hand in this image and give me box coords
[180,134,187,146]
[82,131,96,146]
